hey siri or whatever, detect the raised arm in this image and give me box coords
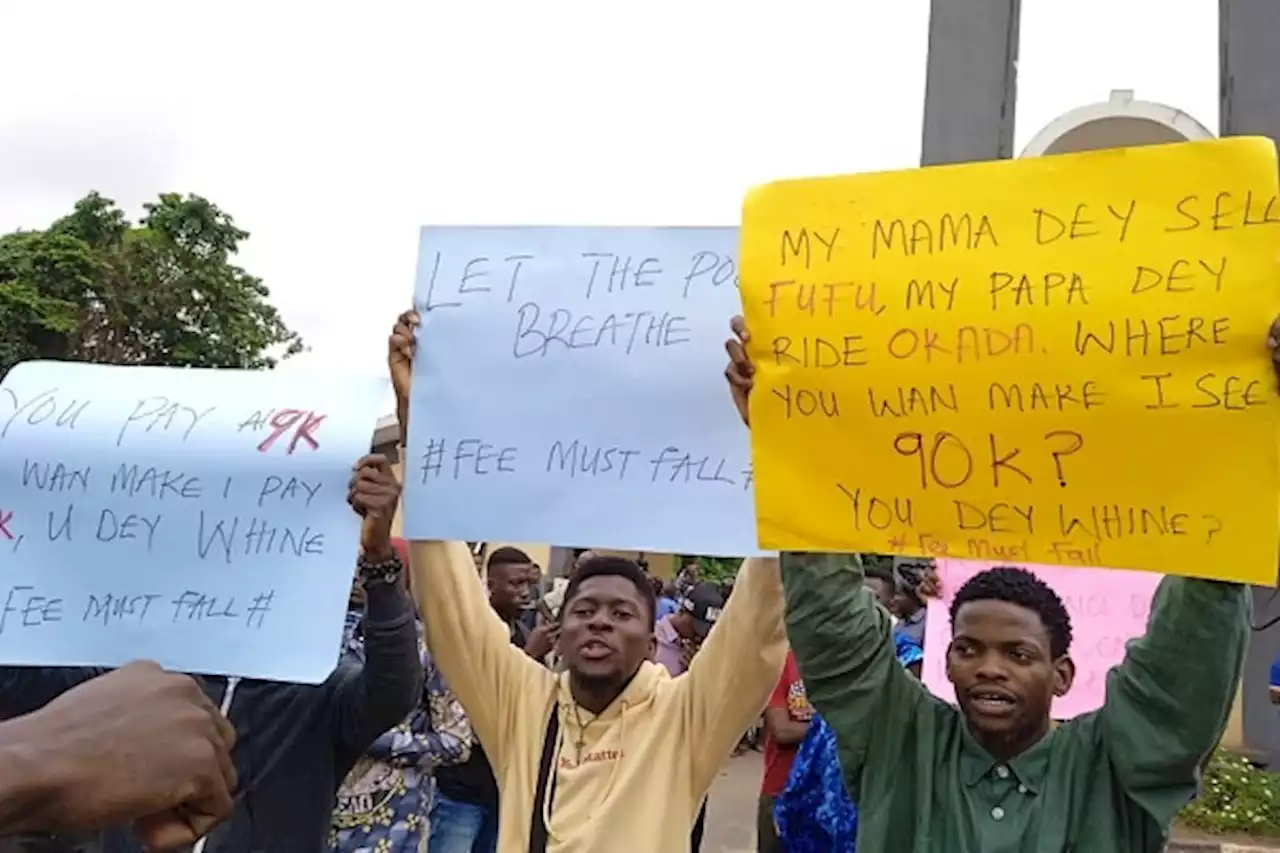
[337,617,471,769]
[678,556,787,790]
[331,455,424,762]
[330,582,422,762]
[409,539,552,762]
[782,552,928,796]
[1098,577,1249,825]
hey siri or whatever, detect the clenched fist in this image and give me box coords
[349,454,402,559]
[0,661,236,850]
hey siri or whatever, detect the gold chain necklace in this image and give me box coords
[571,704,598,763]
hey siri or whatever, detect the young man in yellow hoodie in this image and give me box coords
[387,310,787,853]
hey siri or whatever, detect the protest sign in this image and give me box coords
[921,559,1161,718]
[405,226,759,556]
[0,360,387,683]
[740,137,1280,582]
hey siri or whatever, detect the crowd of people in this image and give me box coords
[0,309,1271,853]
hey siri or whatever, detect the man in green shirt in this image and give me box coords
[723,315,1255,853]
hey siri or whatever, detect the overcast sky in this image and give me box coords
[0,0,1218,408]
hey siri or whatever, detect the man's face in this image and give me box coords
[559,576,655,686]
[488,562,532,618]
[865,577,895,610]
[946,600,1074,746]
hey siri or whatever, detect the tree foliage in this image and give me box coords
[0,192,302,377]
[685,555,741,585]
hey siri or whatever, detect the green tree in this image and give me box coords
[0,191,302,377]
[681,555,741,586]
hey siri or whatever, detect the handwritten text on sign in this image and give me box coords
[0,361,386,683]
[407,226,758,556]
[741,137,1280,582]
[922,559,1160,719]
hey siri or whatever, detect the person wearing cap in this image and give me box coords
[654,582,724,677]
[652,582,724,853]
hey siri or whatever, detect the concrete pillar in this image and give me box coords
[1220,0,1280,765]
[920,0,1021,166]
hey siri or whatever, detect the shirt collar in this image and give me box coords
[959,723,1054,795]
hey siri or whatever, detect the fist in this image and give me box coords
[349,455,401,557]
[11,661,236,849]
[349,455,401,521]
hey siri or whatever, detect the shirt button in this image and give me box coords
[995,765,1010,779]
[991,806,1005,821]
[1018,784,1028,795]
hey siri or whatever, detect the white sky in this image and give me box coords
[0,0,1218,411]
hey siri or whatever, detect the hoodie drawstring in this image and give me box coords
[542,698,630,846]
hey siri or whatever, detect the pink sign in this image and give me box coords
[921,559,1162,719]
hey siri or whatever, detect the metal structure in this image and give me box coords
[921,0,1280,764]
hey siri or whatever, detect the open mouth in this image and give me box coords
[968,689,1018,715]
[579,640,613,661]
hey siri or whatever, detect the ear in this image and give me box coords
[1052,656,1076,697]
[942,639,958,685]
[647,632,657,661]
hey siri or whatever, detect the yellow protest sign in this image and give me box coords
[740,137,1280,584]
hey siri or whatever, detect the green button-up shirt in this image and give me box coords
[780,553,1250,853]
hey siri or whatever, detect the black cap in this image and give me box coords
[680,582,725,638]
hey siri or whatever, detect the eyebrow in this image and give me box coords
[572,593,640,611]
[953,633,1047,651]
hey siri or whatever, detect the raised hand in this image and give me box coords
[724,315,753,427]
[525,620,560,661]
[349,454,402,559]
[388,310,419,439]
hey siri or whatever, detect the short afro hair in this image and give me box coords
[562,555,656,628]
[949,566,1073,659]
[487,546,532,578]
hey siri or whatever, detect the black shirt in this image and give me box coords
[434,617,530,807]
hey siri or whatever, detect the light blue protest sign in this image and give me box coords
[0,361,387,683]
[406,226,761,556]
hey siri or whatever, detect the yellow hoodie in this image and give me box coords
[409,540,786,853]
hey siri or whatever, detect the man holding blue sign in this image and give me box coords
[390,310,788,853]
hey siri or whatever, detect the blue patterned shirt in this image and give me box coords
[329,609,472,853]
[774,630,924,852]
